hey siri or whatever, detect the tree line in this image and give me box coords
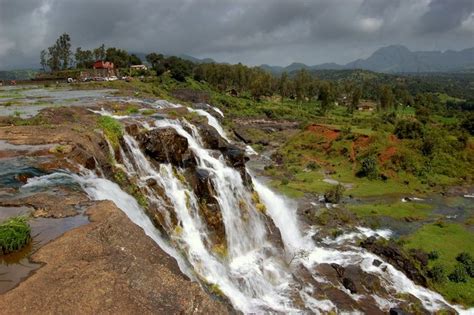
[40,33,142,72]
[145,51,431,114]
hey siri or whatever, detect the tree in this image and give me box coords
[47,45,60,72]
[56,33,72,69]
[75,47,94,69]
[379,85,394,111]
[146,52,164,69]
[165,56,193,82]
[40,50,47,71]
[319,81,333,114]
[357,156,378,179]
[129,54,142,65]
[394,119,424,139]
[294,69,311,102]
[93,44,106,61]
[43,33,72,71]
[105,47,130,68]
[278,72,291,101]
[350,86,362,113]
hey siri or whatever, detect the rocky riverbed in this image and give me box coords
[0,84,471,313]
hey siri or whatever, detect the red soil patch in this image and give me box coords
[350,135,370,162]
[379,146,397,164]
[307,124,340,141]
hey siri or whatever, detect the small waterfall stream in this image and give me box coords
[25,102,472,314]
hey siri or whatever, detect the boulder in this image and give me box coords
[223,145,249,168]
[69,146,96,170]
[361,236,427,286]
[342,277,357,294]
[389,308,408,315]
[198,124,228,151]
[137,128,195,167]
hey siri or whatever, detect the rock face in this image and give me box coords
[361,236,427,286]
[137,128,195,167]
[0,201,230,314]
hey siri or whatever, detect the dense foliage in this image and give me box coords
[0,216,31,255]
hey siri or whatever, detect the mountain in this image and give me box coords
[178,54,215,64]
[262,45,474,74]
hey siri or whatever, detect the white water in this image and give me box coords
[24,101,473,314]
[187,108,230,141]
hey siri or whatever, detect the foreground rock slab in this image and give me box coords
[0,200,229,315]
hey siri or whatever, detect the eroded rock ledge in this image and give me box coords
[0,200,230,315]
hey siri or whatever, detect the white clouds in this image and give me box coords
[460,13,474,33]
[358,17,383,33]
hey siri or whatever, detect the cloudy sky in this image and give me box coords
[0,0,473,70]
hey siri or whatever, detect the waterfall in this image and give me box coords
[24,103,472,314]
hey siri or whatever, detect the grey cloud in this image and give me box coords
[418,0,474,34]
[0,0,473,69]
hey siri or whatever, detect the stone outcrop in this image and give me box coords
[137,128,195,167]
[361,236,427,286]
[0,201,230,314]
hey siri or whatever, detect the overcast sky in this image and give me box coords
[0,0,473,70]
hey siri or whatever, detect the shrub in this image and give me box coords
[394,119,424,139]
[98,116,123,148]
[456,252,474,277]
[0,216,31,255]
[324,184,345,203]
[460,115,474,135]
[427,264,446,283]
[428,250,439,260]
[448,264,469,283]
[357,156,379,179]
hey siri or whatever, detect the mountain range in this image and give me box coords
[260,45,474,74]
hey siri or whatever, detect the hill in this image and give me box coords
[262,45,474,74]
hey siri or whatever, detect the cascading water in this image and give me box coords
[28,104,472,314]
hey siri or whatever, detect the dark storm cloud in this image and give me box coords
[0,0,473,69]
[418,0,474,34]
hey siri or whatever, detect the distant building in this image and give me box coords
[357,100,377,111]
[130,64,148,71]
[93,60,114,70]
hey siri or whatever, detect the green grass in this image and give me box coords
[97,116,123,148]
[403,223,474,306]
[347,201,433,220]
[0,216,31,255]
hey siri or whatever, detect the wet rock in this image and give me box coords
[193,168,218,203]
[232,127,252,144]
[331,263,345,277]
[125,124,140,137]
[361,236,427,286]
[137,128,195,167]
[69,146,96,170]
[409,248,429,267]
[198,124,228,150]
[372,259,383,267]
[342,277,357,294]
[223,145,249,167]
[389,307,408,315]
[15,173,33,184]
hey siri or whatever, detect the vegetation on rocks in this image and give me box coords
[0,216,31,255]
[97,116,123,148]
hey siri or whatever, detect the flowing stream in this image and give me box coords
[25,103,472,314]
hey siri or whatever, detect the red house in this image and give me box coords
[93,60,114,70]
